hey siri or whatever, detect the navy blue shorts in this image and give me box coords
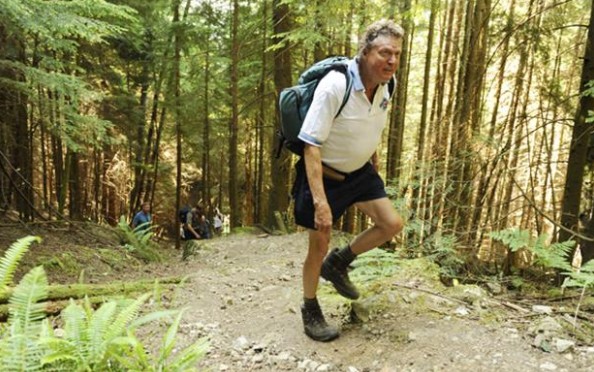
[292,159,387,229]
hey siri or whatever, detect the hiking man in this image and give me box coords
[132,201,152,231]
[293,19,404,342]
[181,205,210,240]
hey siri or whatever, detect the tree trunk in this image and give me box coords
[386,0,412,186]
[173,0,183,249]
[229,0,241,228]
[411,0,438,243]
[0,24,32,221]
[256,0,269,223]
[202,35,211,211]
[559,2,594,264]
[268,0,293,228]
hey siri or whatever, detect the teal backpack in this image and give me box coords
[276,56,395,157]
[277,56,354,157]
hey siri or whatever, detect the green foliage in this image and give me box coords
[562,259,594,290]
[113,310,209,371]
[351,249,400,282]
[489,228,574,271]
[0,236,42,289]
[117,216,162,263]
[0,237,208,371]
[490,228,594,292]
[1,266,50,371]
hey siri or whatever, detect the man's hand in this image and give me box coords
[314,201,333,233]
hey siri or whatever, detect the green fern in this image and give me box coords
[117,216,162,263]
[489,228,531,252]
[351,249,400,282]
[563,259,594,289]
[1,266,49,372]
[41,295,148,370]
[0,236,42,288]
[490,229,575,271]
[115,309,209,371]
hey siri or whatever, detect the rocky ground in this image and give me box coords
[1,224,593,372]
[145,231,594,372]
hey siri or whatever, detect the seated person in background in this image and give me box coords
[132,201,152,232]
[196,213,212,239]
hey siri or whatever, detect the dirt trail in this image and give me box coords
[149,232,592,372]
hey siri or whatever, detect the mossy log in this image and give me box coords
[0,276,183,304]
[0,295,125,322]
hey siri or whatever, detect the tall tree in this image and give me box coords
[386,0,412,186]
[229,0,241,228]
[559,2,594,263]
[173,0,183,250]
[268,0,292,228]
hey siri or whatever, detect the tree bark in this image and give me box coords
[268,0,293,228]
[559,2,594,264]
[386,0,412,186]
[229,0,241,228]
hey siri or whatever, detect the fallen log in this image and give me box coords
[0,295,125,322]
[0,276,184,304]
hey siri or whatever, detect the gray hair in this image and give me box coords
[358,19,404,57]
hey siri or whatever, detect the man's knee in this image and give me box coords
[379,214,403,238]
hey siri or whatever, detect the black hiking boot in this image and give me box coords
[301,304,339,342]
[321,248,360,300]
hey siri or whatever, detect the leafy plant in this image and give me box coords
[351,249,400,282]
[40,296,208,371]
[0,237,208,371]
[489,228,574,271]
[0,236,48,370]
[113,310,209,371]
[117,216,162,263]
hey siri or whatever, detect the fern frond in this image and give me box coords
[158,309,185,363]
[0,236,41,288]
[3,266,49,371]
[489,228,531,252]
[168,337,209,370]
[8,266,49,333]
[88,301,117,362]
[129,309,178,329]
[105,293,150,341]
[61,301,89,360]
[40,337,80,367]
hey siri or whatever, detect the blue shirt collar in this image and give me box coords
[348,58,365,92]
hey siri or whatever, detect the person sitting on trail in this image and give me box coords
[196,213,212,239]
[132,201,152,232]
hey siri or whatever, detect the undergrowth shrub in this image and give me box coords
[0,236,207,371]
[117,216,162,262]
[490,228,594,292]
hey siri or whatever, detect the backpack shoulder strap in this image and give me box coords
[388,76,396,97]
[335,70,353,118]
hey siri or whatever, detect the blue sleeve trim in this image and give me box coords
[298,132,323,147]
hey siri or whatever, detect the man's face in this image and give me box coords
[142,203,150,213]
[362,35,402,84]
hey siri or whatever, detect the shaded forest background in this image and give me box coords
[1,0,594,272]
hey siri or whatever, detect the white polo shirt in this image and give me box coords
[298,59,393,173]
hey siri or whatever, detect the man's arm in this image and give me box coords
[371,151,379,172]
[303,144,332,234]
[132,214,139,228]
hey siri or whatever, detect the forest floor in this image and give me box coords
[1,221,594,371]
